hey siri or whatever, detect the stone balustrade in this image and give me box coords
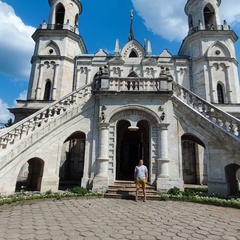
[108,77,173,92]
[189,24,230,35]
[172,82,240,139]
[40,23,76,32]
[0,85,92,151]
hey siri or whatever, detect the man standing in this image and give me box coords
[134,159,148,202]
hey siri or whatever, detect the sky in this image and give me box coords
[0,0,240,125]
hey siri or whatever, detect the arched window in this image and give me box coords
[204,6,214,29]
[75,14,79,26]
[128,71,138,77]
[188,14,193,28]
[44,81,51,101]
[129,50,138,58]
[55,4,65,28]
[217,83,224,104]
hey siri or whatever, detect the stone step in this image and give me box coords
[107,188,158,194]
[105,181,160,201]
[104,193,160,201]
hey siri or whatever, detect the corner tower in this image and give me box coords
[25,0,87,109]
[179,0,240,104]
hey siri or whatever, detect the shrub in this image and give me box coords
[70,186,89,196]
[168,187,182,195]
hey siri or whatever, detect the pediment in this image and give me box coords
[121,40,145,59]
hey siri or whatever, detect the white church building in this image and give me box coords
[0,0,240,196]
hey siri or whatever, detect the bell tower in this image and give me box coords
[26,0,87,104]
[179,0,240,104]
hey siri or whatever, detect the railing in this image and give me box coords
[0,84,92,151]
[172,82,240,139]
[189,24,230,35]
[108,77,173,92]
[40,23,76,32]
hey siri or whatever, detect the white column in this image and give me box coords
[208,64,215,103]
[92,122,110,192]
[36,63,44,99]
[225,66,232,103]
[51,63,59,100]
[96,122,110,177]
[156,123,170,178]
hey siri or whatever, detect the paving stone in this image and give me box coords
[0,198,240,240]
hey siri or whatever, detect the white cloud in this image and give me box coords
[131,0,240,42]
[0,99,13,124]
[0,1,35,80]
[221,0,240,27]
[17,90,27,101]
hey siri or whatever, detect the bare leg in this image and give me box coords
[135,188,139,201]
[143,187,146,202]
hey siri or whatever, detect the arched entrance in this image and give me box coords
[181,134,206,185]
[15,158,44,192]
[225,164,240,195]
[116,120,149,180]
[59,131,86,189]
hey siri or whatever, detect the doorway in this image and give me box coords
[59,131,86,189]
[225,164,240,195]
[116,120,149,180]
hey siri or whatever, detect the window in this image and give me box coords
[44,81,51,101]
[217,84,224,104]
[204,6,214,29]
[55,4,65,28]
[128,72,138,77]
[129,50,138,58]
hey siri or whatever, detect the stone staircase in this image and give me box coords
[104,181,161,201]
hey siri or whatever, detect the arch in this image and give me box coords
[181,133,206,185]
[121,40,145,59]
[59,131,86,189]
[108,105,160,125]
[203,4,215,29]
[44,80,51,101]
[44,41,61,56]
[181,133,205,148]
[15,158,44,192]
[206,41,231,58]
[55,3,65,28]
[217,83,225,104]
[225,164,240,195]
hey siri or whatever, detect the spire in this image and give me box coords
[128,9,134,41]
[114,39,120,56]
[147,40,152,56]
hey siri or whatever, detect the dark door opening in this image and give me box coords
[59,132,85,190]
[116,120,149,181]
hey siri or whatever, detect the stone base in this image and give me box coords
[81,177,92,189]
[92,176,109,193]
[41,176,59,193]
[156,178,184,193]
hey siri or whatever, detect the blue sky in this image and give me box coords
[0,0,240,124]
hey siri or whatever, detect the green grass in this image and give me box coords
[0,187,103,206]
[159,187,240,209]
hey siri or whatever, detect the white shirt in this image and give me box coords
[135,165,148,179]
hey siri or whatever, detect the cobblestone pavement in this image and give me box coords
[0,198,240,240]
